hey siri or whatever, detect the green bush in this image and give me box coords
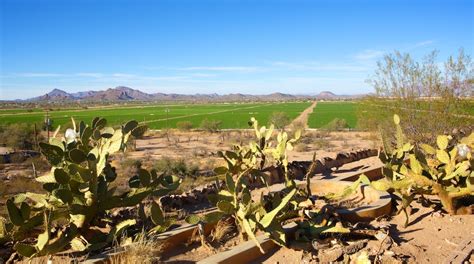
[176,121,193,131]
[200,118,222,133]
[153,157,199,177]
[323,118,349,131]
[269,111,290,129]
[0,123,44,150]
[359,49,473,145]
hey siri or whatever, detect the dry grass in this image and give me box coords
[178,174,224,193]
[109,233,163,264]
[313,138,335,149]
[16,255,78,264]
[211,218,236,243]
[294,142,309,152]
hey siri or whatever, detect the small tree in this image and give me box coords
[200,118,222,133]
[290,120,306,138]
[0,123,44,150]
[323,118,349,131]
[176,121,193,131]
[269,111,290,130]
[360,48,473,144]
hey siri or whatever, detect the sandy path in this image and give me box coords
[287,101,317,128]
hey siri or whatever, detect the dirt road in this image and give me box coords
[287,101,317,129]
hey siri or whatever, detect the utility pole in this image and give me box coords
[165,108,170,130]
[165,108,170,142]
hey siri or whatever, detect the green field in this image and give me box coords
[0,102,312,129]
[307,101,358,128]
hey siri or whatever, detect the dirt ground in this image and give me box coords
[255,197,474,264]
[128,129,380,165]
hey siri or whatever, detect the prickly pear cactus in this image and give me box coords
[2,117,180,258]
[186,117,300,253]
[184,118,354,252]
[374,114,473,226]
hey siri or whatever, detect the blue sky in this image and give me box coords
[1,0,473,100]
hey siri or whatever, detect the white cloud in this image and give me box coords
[271,61,368,72]
[413,40,435,48]
[75,72,104,78]
[189,73,217,78]
[177,66,262,72]
[354,49,385,60]
[111,73,137,78]
[16,72,64,77]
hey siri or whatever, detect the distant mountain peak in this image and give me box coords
[48,88,69,95]
[315,91,337,99]
[30,88,75,101]
[318,91,336,95]
[23,87,362,102]
[115,86,133,91]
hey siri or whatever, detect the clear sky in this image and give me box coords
[1,0,473,100]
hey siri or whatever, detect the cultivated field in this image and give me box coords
[308,101,358,128]
[0,101,368,130]
[0,102,314,129]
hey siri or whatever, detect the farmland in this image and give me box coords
[0,102,312,129]
[308,101,358,128]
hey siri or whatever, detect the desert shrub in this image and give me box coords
[109,232,163,263]
[359,49,473,144]
[118,157,142,180]
[289,120,305,138]
[176,121,193,131]
[323,118,349,131]
[299,135,313,145]
[202,158,216,171]
[0,123,44,150]
[294,142,309,152]
[269,111,290,129]
[153,157,199,177]
[178,174,220,193]
[211,219,236,243]
[27,156,51,173]
[200,118,222,133]
[9,153,27,163]
[313,138,335,149]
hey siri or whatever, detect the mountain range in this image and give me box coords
[24,86,363,102]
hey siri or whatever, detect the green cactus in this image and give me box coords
[3,117,180,258]
[348,114,473,226]
[185,118,302,253]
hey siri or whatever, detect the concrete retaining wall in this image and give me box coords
[161,148,378,211]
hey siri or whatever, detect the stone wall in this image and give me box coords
[160,148,378,211]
